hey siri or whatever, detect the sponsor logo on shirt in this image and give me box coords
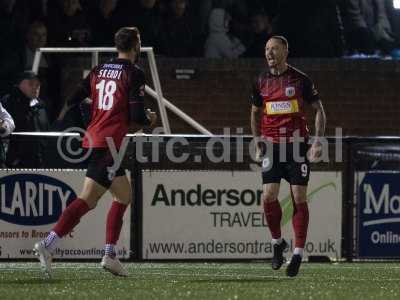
[285,87,296,97]
[265,99,299,115]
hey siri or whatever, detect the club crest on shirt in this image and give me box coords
[285,87,295,97]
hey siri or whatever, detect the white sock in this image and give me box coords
[294,247,303,257]
[42,231,60,253]
[271,238,283,245]
[105,244,116,257]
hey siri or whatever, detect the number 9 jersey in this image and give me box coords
[80,58,146,149]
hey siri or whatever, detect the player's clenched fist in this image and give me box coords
[307,140,322,163]
[146,109,157,128]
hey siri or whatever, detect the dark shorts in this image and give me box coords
[261,142,310,186]
[86,148,125,189]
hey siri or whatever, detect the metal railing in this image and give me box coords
[32,47,212,135]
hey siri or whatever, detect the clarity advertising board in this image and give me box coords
[0,170,130,259]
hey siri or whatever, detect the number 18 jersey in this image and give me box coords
[80,58,145,149]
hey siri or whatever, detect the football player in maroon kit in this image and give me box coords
[34,27,157,277]
[250,36,326,277]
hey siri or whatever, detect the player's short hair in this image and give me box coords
[114,27,140,52]
[269,35,289,50]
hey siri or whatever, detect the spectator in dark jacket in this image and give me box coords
[126,0,165,53]
[0,71,50,168]
[162,0,196,57]
[343,0,397,54]
[24,20,60,122]
[244,12,272,57]
[90,0,124,46]
[24,20,47,69]
[47,0,91,46]
[272,0,344,57]
[0,0,25,95]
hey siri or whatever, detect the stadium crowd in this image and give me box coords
[0,0,399,168]
[1,0,399,88]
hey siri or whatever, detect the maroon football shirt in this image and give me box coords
[79,58,145,148]
[251,65,319,143]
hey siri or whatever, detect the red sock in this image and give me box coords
[106,201,128,244]
[53,198,90,237]
[263,200,282,239]
[292,202,309,248]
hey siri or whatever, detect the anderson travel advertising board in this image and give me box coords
[142,171,342,259]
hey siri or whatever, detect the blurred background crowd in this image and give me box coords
[1,0,400,63]
[1,0,400,100]
[0,0,399,167]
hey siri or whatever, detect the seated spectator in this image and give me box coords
[90,0,124,46]
[24,20,48,69]
[248,0,279,18]
[343,0,397,55]
[126,0,165,54]
[0,0,25,95]
[272,0,344,57]
[10,0,32,33]
[204,8,245,58]
[47,0,91,46]
[244,12,272,57]
[199,0,248,38]
[27,0,48,20]
[24,20,60,121]
[162,0,196,57]
[225,0,249,45]
[0,71,50,168]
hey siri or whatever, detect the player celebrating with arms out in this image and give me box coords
[34,27,157,277]
[250,36,326,277]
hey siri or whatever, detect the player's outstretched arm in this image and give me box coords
[312,100,326,139]
[251,104,262,162]
[308,100,326,162]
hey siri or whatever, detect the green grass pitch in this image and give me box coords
[0,262,399,300]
